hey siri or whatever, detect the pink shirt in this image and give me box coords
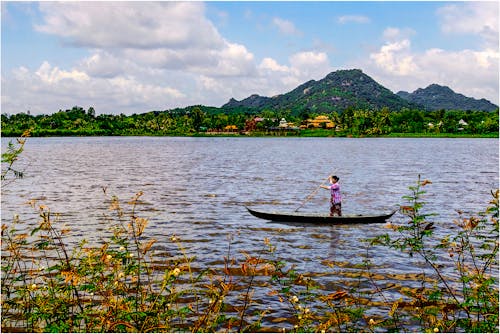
[329,183,341,204]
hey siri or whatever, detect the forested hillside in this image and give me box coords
[222,69,498,114]
[223,69,419,114]
[397,84,498,111]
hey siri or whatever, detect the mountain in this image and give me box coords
[223,69,420,114]
[396,84,498,112]
[224,94,272,109]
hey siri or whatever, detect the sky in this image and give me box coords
[1,1,499,116]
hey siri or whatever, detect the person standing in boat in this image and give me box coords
[321,175,342,216]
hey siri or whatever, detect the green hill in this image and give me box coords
[397,84,498,111]
[222,69,420,114]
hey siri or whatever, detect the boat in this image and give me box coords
[246,207,397,224]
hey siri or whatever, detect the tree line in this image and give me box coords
[1,105,498,137]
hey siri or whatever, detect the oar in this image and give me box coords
[294,175,331,212]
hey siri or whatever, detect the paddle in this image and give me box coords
[294,175,331,212]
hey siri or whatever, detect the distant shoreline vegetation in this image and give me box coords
[1,105,498,138]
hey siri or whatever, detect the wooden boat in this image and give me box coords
[246,207,397,224]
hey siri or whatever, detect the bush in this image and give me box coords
[370,177,499,332]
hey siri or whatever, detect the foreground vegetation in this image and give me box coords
[2,105,498,137]
[1,135,498,332]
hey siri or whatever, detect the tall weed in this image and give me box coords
[370,176,499,332]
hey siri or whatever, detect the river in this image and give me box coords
[1,136,498,329]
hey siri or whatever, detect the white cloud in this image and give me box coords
[78,52,129,78]
[289,51,329,69]
[2,49,333,115]
[337,15,370,24]
[195,52,331,103]
[417,47,499,101]
[3,1,497,116]
[195,51,331,104]
[116,41,255,77]
[272,17,303,36]
[357,4,500,105]
[289,51,331,78]
[2,61,187,115]
[362,31,499,104]
[35,1,256,78]
[108,76,185,103]
[369,39,418,75]
[259,57,290,73]
[35,61,89,84]
[437,2,498,48]
[36,2,224,50]
[0,1,266,114]
[2,1,340,114]
[355,2,500,105]
[2,48,335,115]
[236,51,333,94]
[382,27,416,42]
[206,42,256,77]
[198,75,224,92]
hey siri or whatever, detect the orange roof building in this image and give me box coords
[305,115,335,128]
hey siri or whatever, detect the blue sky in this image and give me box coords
[1,1,498,115]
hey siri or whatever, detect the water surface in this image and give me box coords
[2,136,498,328]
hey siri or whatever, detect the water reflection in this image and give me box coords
[328,227,340,258]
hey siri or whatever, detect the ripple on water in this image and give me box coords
[2,136,498,326]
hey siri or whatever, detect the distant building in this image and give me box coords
[458,119,468,131]
[224,125,238,132]
[278,118,288,128]
[304,115,335,129]
[244,117,265,131]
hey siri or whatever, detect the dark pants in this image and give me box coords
[330,202,342,216]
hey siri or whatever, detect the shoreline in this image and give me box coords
[2,132,498,139]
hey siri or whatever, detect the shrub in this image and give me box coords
[370,176,499,332]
